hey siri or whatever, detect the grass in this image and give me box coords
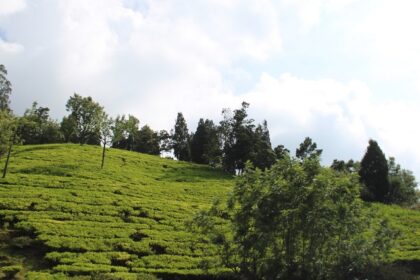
[0,143,419,279]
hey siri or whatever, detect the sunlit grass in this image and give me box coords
[0,144,418,278]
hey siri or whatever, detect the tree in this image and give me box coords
[172,112,190,161]
[0,111,14,158]
[296,137,322,161]
[221,102,256,174]
[64,93,104,145]
[331,159,358,173]
[0,64,12,112]
[274,144,290,160]
[111,114,140,151]
[99,113,113,169]
[158,130,172,154]
[190,119,221,165]
[252,120,276,170]
[387,157,417,206]
[192,157,397,280]
[60,116,78,143]
[359,140,390,203]
[0,65,14,160]
[18,102,62,144]
[135,125,160,155]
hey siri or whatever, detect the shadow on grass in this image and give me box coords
[11,144,66,156]
[157,164,233,183]
[17,164,80,177]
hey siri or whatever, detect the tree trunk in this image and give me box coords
[101,141,106,169]
[2,131,16,178]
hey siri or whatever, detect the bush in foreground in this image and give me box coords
[192,156,398,280]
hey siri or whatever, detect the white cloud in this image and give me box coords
[280,0,359,30]
[0,0,26,16]
[1,0,419,178]
[0,39,24,53]
[242,73,420,175]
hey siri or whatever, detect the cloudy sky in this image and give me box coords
[1,0,419,176]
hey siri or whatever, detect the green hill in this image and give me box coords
[0,144,419,279]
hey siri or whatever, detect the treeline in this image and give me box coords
[0,64,418,206]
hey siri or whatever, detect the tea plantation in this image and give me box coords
[0,144,419,279]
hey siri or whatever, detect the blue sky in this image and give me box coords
[1,0,419,177]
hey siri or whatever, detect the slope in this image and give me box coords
[0,144,419,279]
[0,144,233,279]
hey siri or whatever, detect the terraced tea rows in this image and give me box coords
[0,144,419,279]
[0,144,233,278]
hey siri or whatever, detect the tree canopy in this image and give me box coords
[359,140,390,203]
[64,93,105,145]
[172,112,191,161]
[0,64,12,112]
[192,156,397,280]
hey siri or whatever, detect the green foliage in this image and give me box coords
[330,159,358,173]
[220,102,275,173]
[135,125,160,155]
[0,110,14,158]
[273,144,290,160]
[252,120,276,170]
[359,139,391,203]
[18,102,63,144]
[0,144,232,278]
[0,64,12,112]
[295,136,322,161]
[172,112,191,161]
[112,114,140,151]
[63,93,105,145]
[0,144,418,279]
[193,157,399,280]
[190,119,221,166]
[388,157,418,206]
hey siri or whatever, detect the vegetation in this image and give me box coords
[0,64,12,112]
[192,156,405,280]
[358,140,418,206]
[359,139,391,203]
[0,62,418,279]
[0,144,234,278]
[0,144,417,279]
[172,112,191,162]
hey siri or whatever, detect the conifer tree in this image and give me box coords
[359,140,390,203]
[172,112,191,161]
[191,119,221,165]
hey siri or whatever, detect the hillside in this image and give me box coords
[0,144,419,279]
[0,144,233,279]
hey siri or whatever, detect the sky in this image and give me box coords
[1,0,420,177]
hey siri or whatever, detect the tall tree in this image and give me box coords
[221,102,255,174]
[274,144,290,160]
[0,112,14,159]
[60,116,78,143]
[193,157,397,280]
[330,159,358,173]
[387,157,417,206]
[295,137,322,161]
[64,93,104,145]
[135,125,160,155]
[111,114,140,151]
[0,65,14,159]
[18,102,62,144]
[359,140,390,203]
[253,120,276,170]
[99,113,113,169]
[0,64,12,112]
[191,119,221,165]
[158,130,172,154]
[172,112,191,161]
